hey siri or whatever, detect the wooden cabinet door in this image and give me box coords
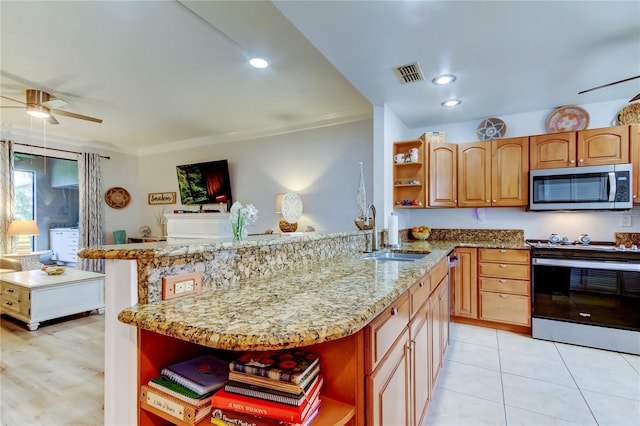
[410,302,431,426]
[429,143,458,207]
[453,247,478,319]
[577,125,629,166]
[631,125,639,204]
[367,329,411,426]
[491,137,529,206]
[529,131,576,169]
[428,289,441,387]
[458,142,491,207]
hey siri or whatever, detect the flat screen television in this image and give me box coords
[176,159,233,206]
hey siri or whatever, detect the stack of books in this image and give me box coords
[210,349,322,426]
[140,354,229,425]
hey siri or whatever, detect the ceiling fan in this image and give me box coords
[578,75,640,103]
[0,89,102,124]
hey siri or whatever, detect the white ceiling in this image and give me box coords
[1,1,639,156]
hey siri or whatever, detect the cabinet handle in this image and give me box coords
[500,264,507,268]
[486,199,490,203]
[440,294,445,300]
[493,199,496,203]
[579,158,584,163]
[500,249,507,253]
[419,281,424,287]
[391,307,399,315]
[500,294,507,298]
[500,279,507,283]
[570,160,575,164]
[633,195,637,199]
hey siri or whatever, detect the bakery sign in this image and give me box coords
[148,192,176,205]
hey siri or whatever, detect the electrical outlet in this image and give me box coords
[620,214,632,227]
[162,272,202,300]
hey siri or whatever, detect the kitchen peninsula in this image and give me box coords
[78,229,526,425]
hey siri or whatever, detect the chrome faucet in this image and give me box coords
[367,204,378,252]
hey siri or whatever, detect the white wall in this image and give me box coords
[137,119,374,235]
[391,98,638,242]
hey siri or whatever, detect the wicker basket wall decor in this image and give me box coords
[618,102,640,125]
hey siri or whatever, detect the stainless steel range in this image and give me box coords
[527,239,640,355]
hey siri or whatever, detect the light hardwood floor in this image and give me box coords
[0,312,104,426]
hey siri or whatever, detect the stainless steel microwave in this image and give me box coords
[529,163,633,210]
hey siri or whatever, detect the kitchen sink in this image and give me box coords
[360,252,426,262]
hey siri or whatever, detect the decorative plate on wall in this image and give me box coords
[546,105,590,132]
[476,117,507,141]
[104,187,131,209]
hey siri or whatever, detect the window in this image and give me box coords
[13,152,79,253]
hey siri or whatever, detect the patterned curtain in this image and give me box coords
[78,152,104,272]
[0,140,15,255]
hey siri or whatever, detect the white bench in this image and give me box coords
[0,269,105,330]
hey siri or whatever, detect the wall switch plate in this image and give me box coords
[162,272,202,300]
[620,214,632,227]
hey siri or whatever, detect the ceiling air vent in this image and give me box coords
[394,62,425,84]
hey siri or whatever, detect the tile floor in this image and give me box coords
[425,323,640,425]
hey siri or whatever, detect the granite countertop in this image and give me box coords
[117,238,528,352]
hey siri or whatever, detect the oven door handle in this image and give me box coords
[533,257,640,272]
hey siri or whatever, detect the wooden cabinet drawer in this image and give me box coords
[479,291,530,326]
[366,292,410,374]
[479,277,530,296]
[478,262,530,280]
[1,283,22,302]
[429,258,449,295]
[409,274,431,317]
[478,248,530,264]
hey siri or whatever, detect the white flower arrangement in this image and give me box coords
[229,201,259,241]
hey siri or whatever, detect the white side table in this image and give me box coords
[0,269,105,330]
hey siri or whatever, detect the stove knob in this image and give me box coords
[632,245,638,251]
[619,244,626,251]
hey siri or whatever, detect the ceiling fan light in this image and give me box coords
[441,99,462,107]
[432,74,456,85]
[26,104,51,118]
[249,57,269,69]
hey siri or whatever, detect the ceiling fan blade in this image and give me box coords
[0,94,25,105]
[578,75,640,94]
[47,114,59,125]
[51,108,102,123]
[629,93,640,103]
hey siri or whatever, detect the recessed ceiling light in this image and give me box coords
[441,99,462,107]
[249,57,269,69]
[432,74,456,85]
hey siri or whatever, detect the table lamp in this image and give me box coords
[7,220,40,254]
[275,192,303,233]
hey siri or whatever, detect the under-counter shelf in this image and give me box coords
[141,395,354,426]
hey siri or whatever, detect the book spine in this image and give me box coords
[211,389,316,424]
[210,407,289,426]
[148,380,211,407]
[140,385,205,425]
[225,375,322,407]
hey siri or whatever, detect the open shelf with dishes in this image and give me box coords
[393,139,427,208]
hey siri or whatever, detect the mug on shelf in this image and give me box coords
[394,153,405,163]
[408,148,419,162]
